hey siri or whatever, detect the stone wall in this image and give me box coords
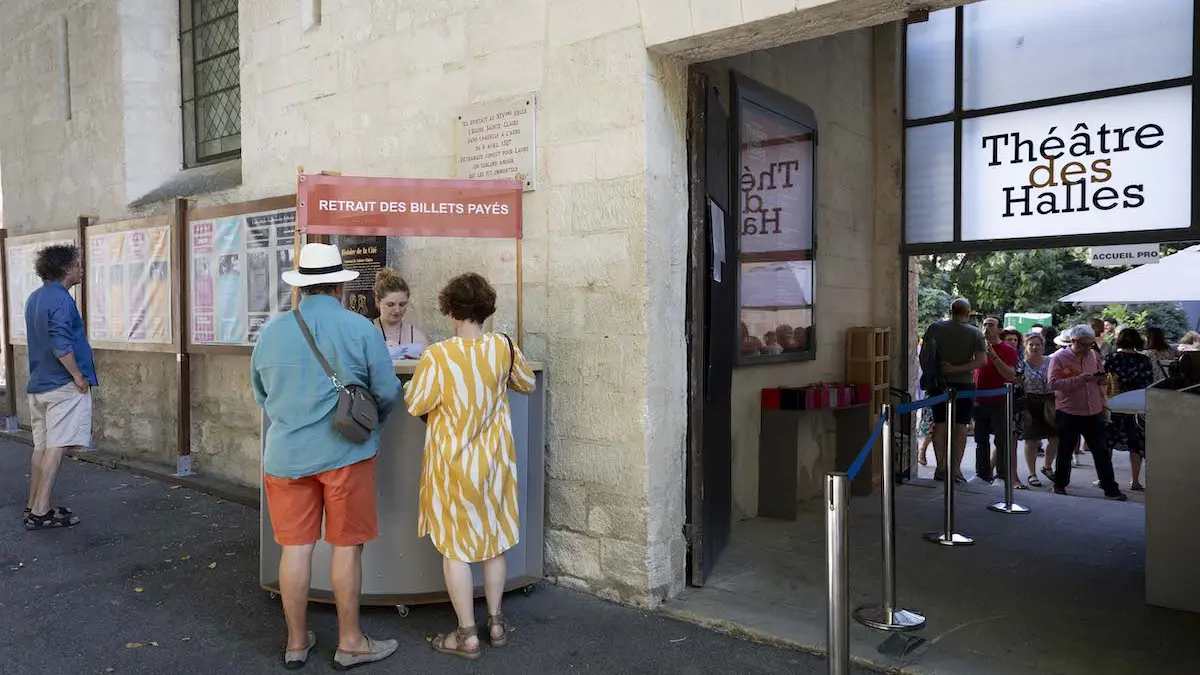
[0,0,127,234]
[0,0,921,607]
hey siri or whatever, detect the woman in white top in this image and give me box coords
[373,268,428,360]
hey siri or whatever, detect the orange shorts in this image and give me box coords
[263,457,378,547]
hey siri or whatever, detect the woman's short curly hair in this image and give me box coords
[35,244,80,282]
[438,273,496,324]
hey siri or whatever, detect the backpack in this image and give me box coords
[918,334,944,393]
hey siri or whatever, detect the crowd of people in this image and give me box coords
[19,242,539,669]
[916,299,1200,500]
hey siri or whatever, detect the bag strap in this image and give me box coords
[293,309,344,392]
[501,332,515,381]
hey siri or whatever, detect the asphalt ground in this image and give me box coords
[0,441,867,675]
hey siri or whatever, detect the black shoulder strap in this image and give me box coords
[501,333,515,376]
[293,309,338,383]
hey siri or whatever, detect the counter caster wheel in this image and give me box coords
[396,604,409,618]
[522,584,535,596]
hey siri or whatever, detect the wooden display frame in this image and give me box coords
[3,228,81,347]
[85,213,178,354]
[185,195,301,356]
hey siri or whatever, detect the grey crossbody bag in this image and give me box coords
[293,309,379,443]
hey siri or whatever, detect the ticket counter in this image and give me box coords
[259,361,546,613]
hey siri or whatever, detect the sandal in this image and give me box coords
[429,625,481,661]
[1028,475,1042,487]
[1014,483,1029,490]
[1131,483,1145,492]
[25,508,80,530]
[487,613,510,648]
[1041,467,1056,481]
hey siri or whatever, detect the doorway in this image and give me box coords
[683,61,825,587]
[684,67,735,587]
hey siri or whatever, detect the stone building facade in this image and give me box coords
[0,0,965,607]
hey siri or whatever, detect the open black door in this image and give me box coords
[686,69,735,586]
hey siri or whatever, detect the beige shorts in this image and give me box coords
[29,383,93,451]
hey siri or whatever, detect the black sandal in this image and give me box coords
[487,613,510,647]
[24,508,80,530]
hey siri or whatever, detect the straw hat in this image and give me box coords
[281,243,359,287]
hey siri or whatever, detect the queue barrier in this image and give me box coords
[825,384,1028,674]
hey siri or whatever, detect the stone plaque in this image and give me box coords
[456,94,537,191]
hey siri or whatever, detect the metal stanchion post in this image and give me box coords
[989,383,1030,514]
[826,473,850,675]
[924,389,974,546]
[855,405,925,631]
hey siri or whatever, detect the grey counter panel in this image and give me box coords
[259,370,546,606]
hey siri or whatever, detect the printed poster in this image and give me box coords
[338,236,387,318]
[217,253,245,342]
[84,226,173,343]
[5,238,77,342]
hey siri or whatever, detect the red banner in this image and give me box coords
[297,174,523,238]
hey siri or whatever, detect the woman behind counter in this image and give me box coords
[404,273,537,660]
[372,268,427,359]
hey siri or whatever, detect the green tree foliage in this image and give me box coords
[916,245,1196,339]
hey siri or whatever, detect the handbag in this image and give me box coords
[294,309,379,443]
[420,333,516,425]
[1022,393,1056,431]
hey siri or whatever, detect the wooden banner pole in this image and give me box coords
[515,237,523,350]
[0,231,15,424]
[75,216,94,327]
[173,197,194,475]
[292,166,304,309]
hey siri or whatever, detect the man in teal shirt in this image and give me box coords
[252,243,401,669]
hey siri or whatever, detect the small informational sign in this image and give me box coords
[1089,243,1161,267]
[708,199,725,282]
[339,236,387,318]
[455,95,536,191]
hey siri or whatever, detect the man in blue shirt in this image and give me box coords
[24,244,95,531]
[251,243,401,669]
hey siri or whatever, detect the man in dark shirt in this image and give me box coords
[921,299,988,482]
[23,244,95,530]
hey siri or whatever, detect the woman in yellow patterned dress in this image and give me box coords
[404,273,536,660]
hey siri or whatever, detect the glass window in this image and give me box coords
[181,0,242,167]
[735,92,816,363]
[963,0,1193,111]
[904,123,955,244]
[905,7,957,120]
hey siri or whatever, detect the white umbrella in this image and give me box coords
[1059,245,1200,305]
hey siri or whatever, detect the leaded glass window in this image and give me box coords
[181,0,241,166]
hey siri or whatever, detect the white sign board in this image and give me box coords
[455,95,536,191]
[961,86,1192,241]
[1089,243,1161,267]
